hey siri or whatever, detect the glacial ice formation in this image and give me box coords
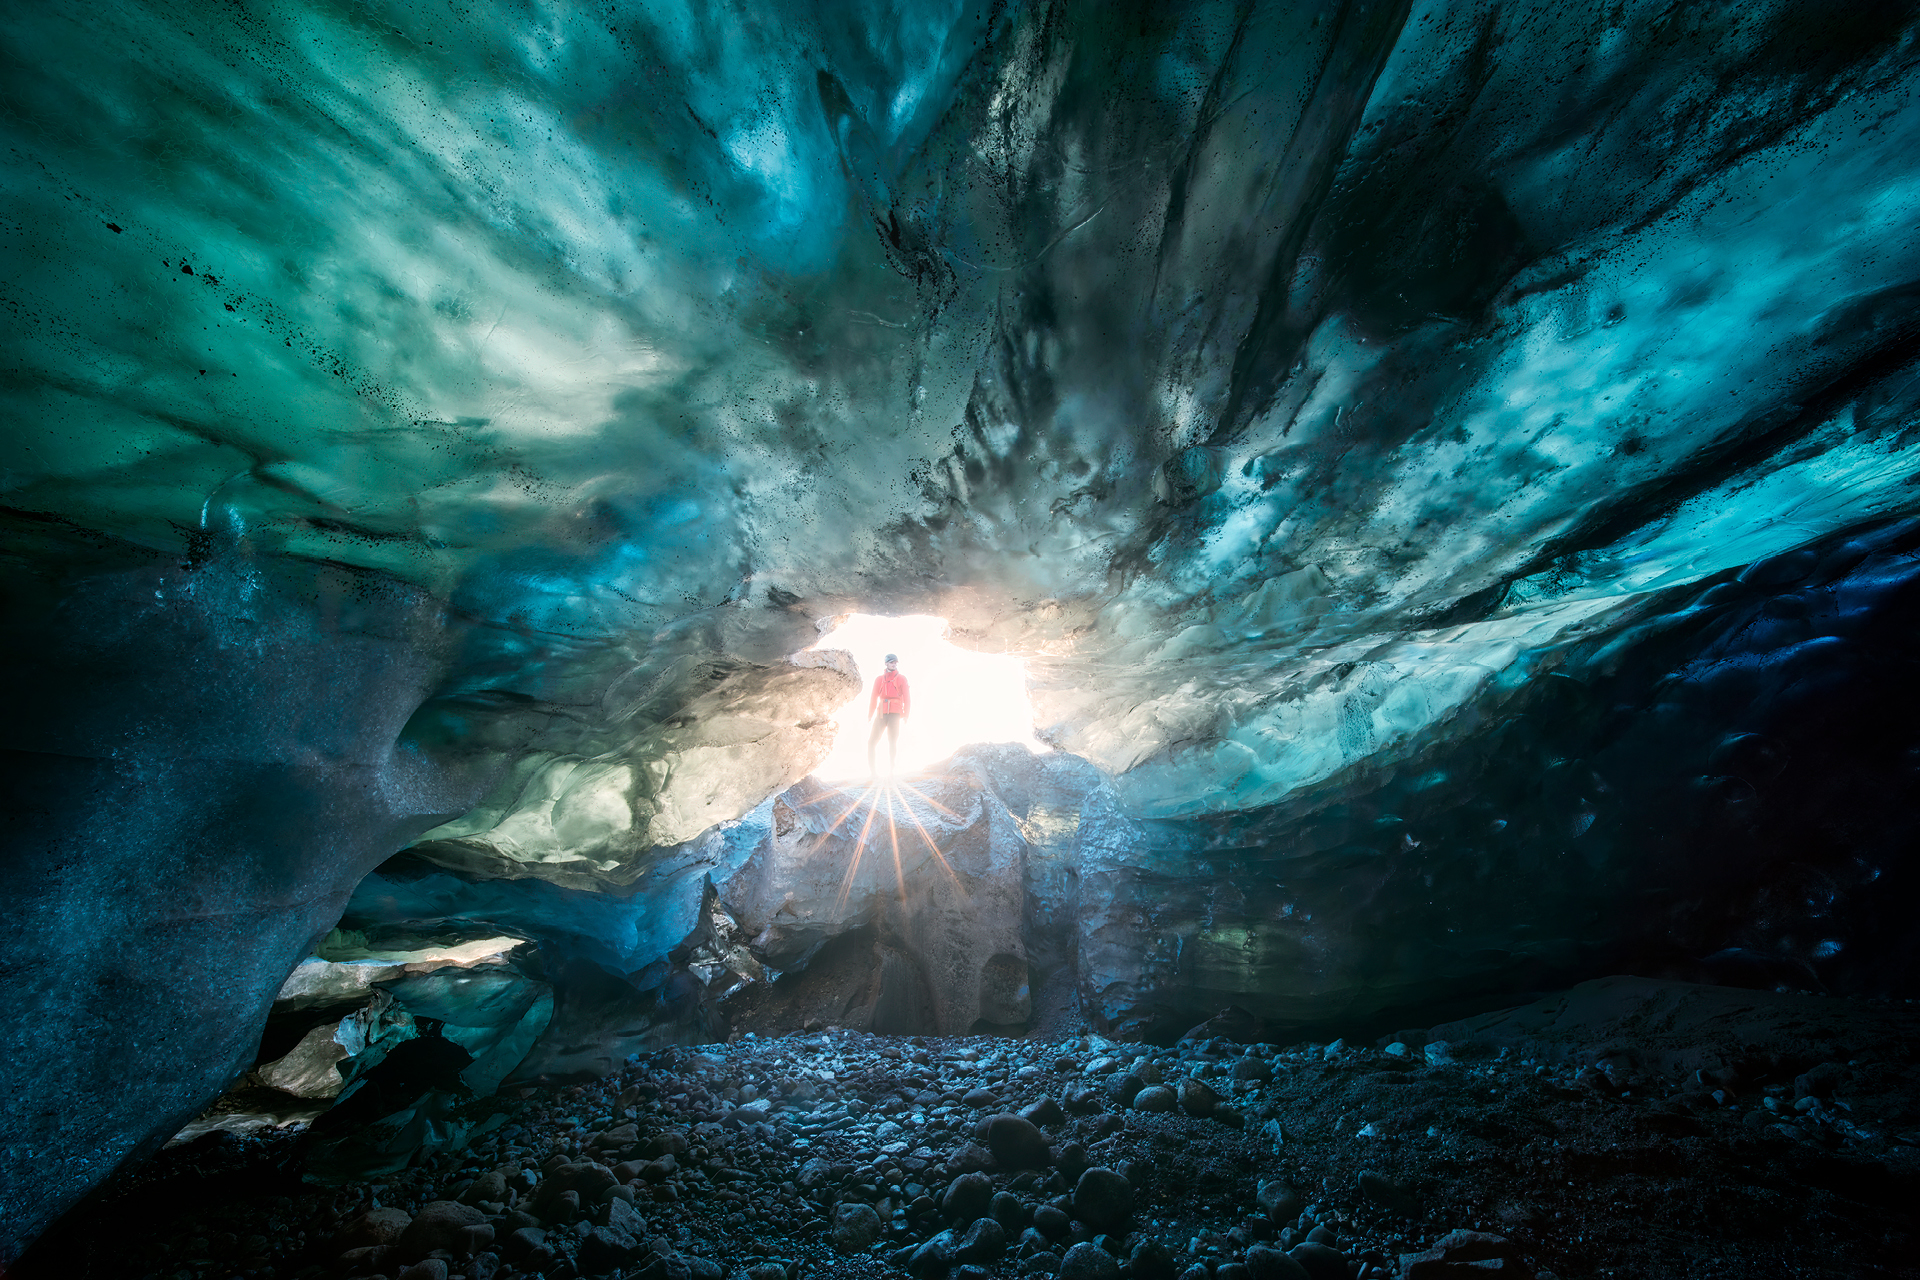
[8,0,1920,1260]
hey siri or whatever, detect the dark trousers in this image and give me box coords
[868,713,903,773]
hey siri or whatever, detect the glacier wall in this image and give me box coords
[8,0,1920,1258]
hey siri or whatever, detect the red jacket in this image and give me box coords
[870,670,911,716]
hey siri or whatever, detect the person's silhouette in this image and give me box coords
[867,653,910,777]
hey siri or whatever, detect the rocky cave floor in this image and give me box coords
[21,988,1920,1280]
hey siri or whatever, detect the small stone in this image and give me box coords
[591,1120,640,1153]
[1059,1241,1121,1279]
[986,1114,1053,1170]
[1106,1073,1145,1106]
[1399,1229,1533,1278]
[1021,1097,1067,1128]
[1216,1264,1252,1280]
[397,1261,449,1280]
[1573,1066,1615,1095]
[728,1101,773,1127]
[1232,1057,1273,1082]
[461,1171,508,1205]
[991,1190,1032,1230]
[1129,1239,1178,1280]
[1257,1181,1303,1223]
[964,1087,1002,1108]
[547,1188,582,1224]
[1305,1225,1338,1246]
[797,1156,834,1189]
[395,1200,487,1262]
[1180,1267,1211,1280]
[1176,1078,1218,1117]
[911,1230,960,1278]
[949,1143,995,1174]
[642,1131,690,1159]
[1063,1085,1102,1113]
[1289,1241,1348,1280]
[336,1207,411,1254]
[1033,1204,1072,1240]
[1054,1141,1089,1182]
[502,1226,549,1267]
[1070,1168,1133,1232]
[1130,1085,1176,1113]
[577,1222,640,1273]
[1245,1244,1310,1280]
[944,1172,994,1224]
[832,1202,884,1253]
[1422,1041,1454,1063]
[956,1216,1008,1262]
[1795,1062,1849,1099]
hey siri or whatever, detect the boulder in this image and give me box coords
[832,1202,883,1253]
[985,1115,1052,1170]
[1399,1230,1533,1278]
[394,1200,487,1262]
[1257,1180,1303,1223]
[335,1206,411,1254]
[1131,1085,1176,1113]
[943,1172,994,1223]
[1176,1077,1218,1117]
[1129,1239,1178,1280]
[955,1216,1007,1262]
[1244,1245,1310,1280]
[1287,1241,1347,1280]
[1059,1241,1121,1279]
[990,1189,1030,1230]
[1070,1168,1133,1232]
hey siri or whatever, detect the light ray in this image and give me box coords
[883,785,910,906]
[805,782,877,860]
[889,785,969,899]
[894,780,963,820]
[834,790,886,912]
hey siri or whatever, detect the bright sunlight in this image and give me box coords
[808,614,1047,780]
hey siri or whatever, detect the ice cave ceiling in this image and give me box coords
[8,0,1920,1261]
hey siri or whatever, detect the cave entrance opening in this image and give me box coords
[806,613,1047,781]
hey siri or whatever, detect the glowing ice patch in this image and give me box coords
[808,613,1046,780]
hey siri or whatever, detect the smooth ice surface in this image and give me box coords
[9,0,1920,826]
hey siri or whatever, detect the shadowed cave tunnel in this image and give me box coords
[6,2,1920,1278]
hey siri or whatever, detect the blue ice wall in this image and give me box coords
[8,0,1920,1260]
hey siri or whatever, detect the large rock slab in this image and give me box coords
[719,752,1033,1036]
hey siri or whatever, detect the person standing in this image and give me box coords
[867,653,911,777]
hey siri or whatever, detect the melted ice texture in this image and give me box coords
[6,1,1920,820]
